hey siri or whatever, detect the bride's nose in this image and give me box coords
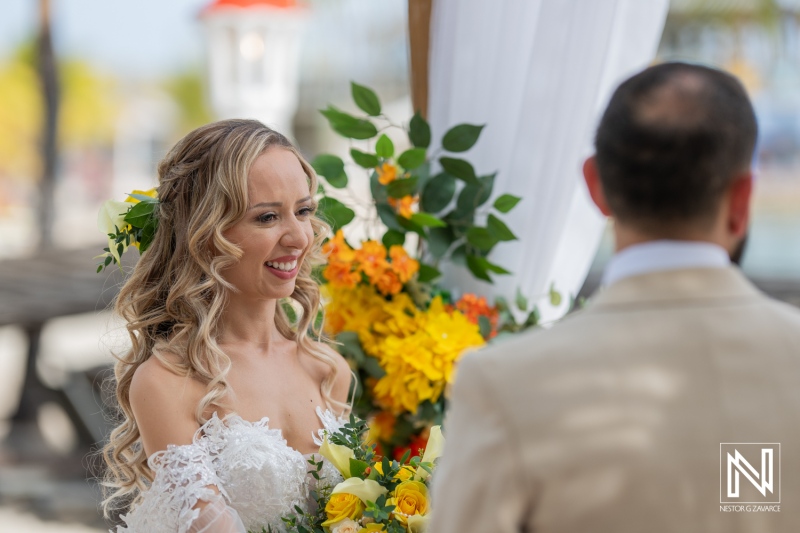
[279,214,309,250]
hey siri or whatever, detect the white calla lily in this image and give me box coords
[331,477,388,505]
[407,514,431,533]
[416,426,444,481]
[319,435,356,478]
[97,200,132,264]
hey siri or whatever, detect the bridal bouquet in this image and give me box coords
[312,83,551,457]
[268,416,443,533]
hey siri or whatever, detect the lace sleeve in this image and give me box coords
[117,442,244,533]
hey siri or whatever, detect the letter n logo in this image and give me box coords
[720,443,780,504]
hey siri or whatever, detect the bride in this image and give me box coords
[102,119,353,532]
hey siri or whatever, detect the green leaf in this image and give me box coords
[427,227,453,259]
[350,149,379,169]
[320,106,378,139]
[382,229,405,248]
[370,171,388,203]
[337,331,366,364]
[439,157,478,184]
[456,174,495,214]
[549,283,563,307]
[386,176,419,199]
[487,214,517,241]
[515,288,529,312]
[377,203,403,231]
[481,259,511,274]
[410,212,446,228]
[417,264,441,283]
[493,193,522,213]
[138,217,157,251]
[466,255,492,282]
[124,201,155,227]
[421,173,456,213]
[349,458,370,479]
[451,244,467,266]
[478,315,492,338]
[351,82,381,116]
[442,124,485,153]
[362,356,386,379]
[376,134,394,158]
[311,154,348,188]
[318,197,355,231]
[281,299,298,324]
[408,111,431,148]
[398,215,425,236]
[466,227,498,252]
[397,148,427,170]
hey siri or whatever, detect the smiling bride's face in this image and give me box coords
[222,146,316,301]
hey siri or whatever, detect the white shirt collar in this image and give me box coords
[602,240,731,287]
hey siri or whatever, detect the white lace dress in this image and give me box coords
[116,407,346,533]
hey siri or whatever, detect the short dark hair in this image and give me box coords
[594,62,757,228]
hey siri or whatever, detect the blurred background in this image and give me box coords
[0,0,798,531]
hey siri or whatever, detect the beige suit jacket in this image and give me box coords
[430,267,800,533]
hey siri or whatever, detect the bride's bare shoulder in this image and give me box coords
[129,353,205,456]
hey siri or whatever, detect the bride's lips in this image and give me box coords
[264,255,300,280]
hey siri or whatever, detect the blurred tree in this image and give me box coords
[0,44,118,183]
[164,69,213,136]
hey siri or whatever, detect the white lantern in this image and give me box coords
[201,0,307,138]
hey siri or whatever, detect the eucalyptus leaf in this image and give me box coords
[377,203,403,231]
[397,148,427,170]
[351,82,381,116]
[382,229,405,248]
[442,123,484,153]
[409,111,431,148]
[124,201,156,227]
[427,226,454,259]
[350,148,379,169]
[487,214,517,241]
[417,264,441,283]
[439,157,478,184]
[318,197,355,231]
[320,106,378,139]
[311,154,348,188]
[386,176,418,199]
[421,173,456,213]
[376,134,394,158]
[493,193,522,213]
[466,227,498,252]
[410,212,446,228]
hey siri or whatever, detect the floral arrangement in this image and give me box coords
[312,83,552,458]
[96,188,159,272]
[262,416,443,533]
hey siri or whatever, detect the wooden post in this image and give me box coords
[37,0,59,251]
[408,0,433,118]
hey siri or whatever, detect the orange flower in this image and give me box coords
[355,241,389,278]
[393,433,429,462]
[389,245,419,283]
[455,293,500,339]
[377,162,398,185]
[367,411,397,444]
[388,195,417,219]
[373,269,403,296]
[324,261,361,289]
[323,230,356,263]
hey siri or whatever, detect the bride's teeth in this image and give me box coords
[266,260,298,272]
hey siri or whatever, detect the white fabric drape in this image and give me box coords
[428,0,669,319]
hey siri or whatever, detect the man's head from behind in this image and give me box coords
[584,62,757,257]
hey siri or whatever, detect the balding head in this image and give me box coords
[594,62,757,232]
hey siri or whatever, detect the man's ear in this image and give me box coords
[583,156,612,217]
[726,172,753,238]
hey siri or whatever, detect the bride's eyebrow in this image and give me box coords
[248,196,313,210]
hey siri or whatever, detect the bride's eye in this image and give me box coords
[257,212,277,223]
[297,205,316,217]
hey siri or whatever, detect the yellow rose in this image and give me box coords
[372,462,415,481]
[320,435,356,478]
[332,477,388,505]
[416,426,444,481]
[322,493,364,527]
[390,481,429,525]
[363,524,386,532]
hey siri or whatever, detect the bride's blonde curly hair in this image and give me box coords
[101,119,342,515]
